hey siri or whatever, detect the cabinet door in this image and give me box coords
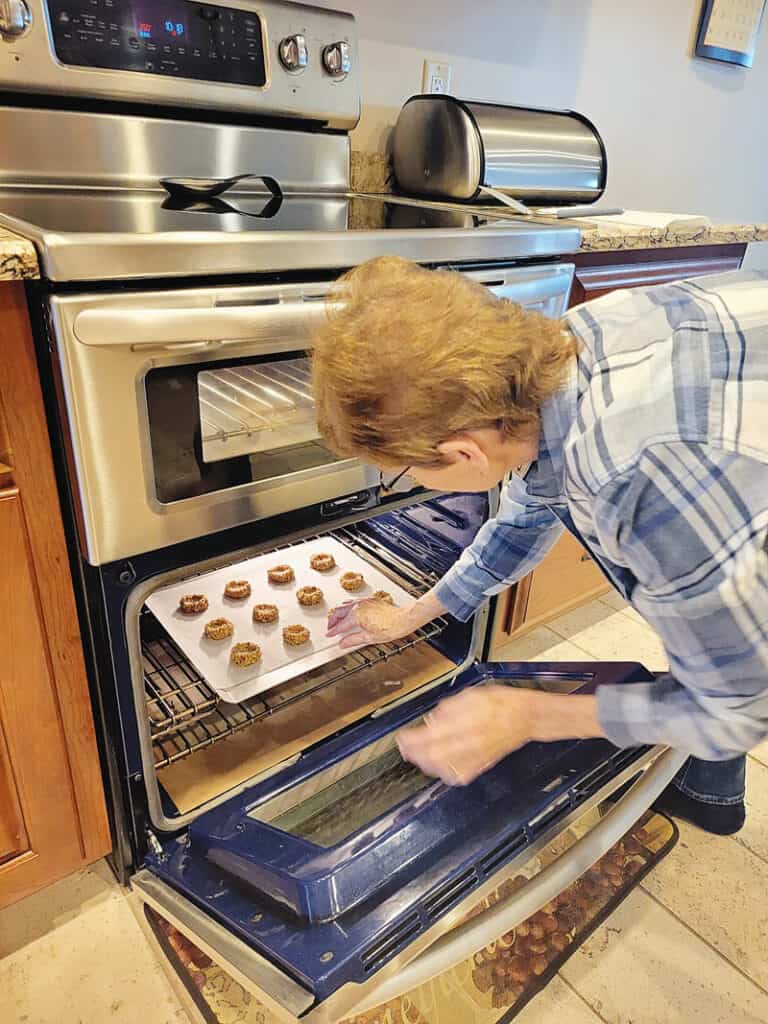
[570,244,746,307]
[0,488,84,903]
[490,531,610,653]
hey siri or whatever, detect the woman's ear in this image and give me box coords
[436,436,490,473]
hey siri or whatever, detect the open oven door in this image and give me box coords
[130,660,684,1023]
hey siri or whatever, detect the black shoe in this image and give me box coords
[652,783,745,836]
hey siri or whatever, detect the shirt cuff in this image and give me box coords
[596,681,664,750]
[435,571,486,622]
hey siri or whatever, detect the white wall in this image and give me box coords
[315,0,768,226]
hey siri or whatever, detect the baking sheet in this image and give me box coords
[145,537,414,703]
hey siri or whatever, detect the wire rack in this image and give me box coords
[145,526,447,770]
[199,358,319,462]
[148,619,447,769]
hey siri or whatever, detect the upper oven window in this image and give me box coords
[198,358,318,464]
[145,352,341,504]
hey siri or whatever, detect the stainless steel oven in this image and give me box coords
[48,263,576,564]
[1,2,684,1020]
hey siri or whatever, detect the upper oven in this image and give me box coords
[46,262,575,565]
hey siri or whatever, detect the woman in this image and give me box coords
[313,256,768,836]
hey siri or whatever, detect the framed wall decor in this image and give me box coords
[695,0,767,67]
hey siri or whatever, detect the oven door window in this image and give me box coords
[145,353,341,503]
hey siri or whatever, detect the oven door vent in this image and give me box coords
[573,746,650,800]
[477,829,528,878]
[361,913,422,973]
[422,867,480,921]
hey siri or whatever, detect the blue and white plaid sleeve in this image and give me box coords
[591,442,768,760]
[435,474,564,622]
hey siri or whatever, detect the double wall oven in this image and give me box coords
[0,1,684,1020]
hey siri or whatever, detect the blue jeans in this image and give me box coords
[673,755,746,805]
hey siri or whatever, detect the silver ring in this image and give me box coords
[446,760,461,784]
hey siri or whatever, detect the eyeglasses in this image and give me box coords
[379,466,413,492]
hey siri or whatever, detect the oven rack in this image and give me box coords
[144,524,444,769]
[199,358,319,461]
[147,618,447,769]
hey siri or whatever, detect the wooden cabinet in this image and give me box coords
[569,243,746,307]
[490,531,610,654]
[0,282,110,907]
[493,243,747,649]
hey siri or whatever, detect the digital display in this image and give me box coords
[47,0,267,89]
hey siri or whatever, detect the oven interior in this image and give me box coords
[139,492,489,829]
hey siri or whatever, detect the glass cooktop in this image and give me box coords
[0,189,581,282]
[0,189,534,234]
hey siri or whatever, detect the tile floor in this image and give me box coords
[2,594,767,1024]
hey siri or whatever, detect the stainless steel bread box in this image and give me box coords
[391,96,607,206]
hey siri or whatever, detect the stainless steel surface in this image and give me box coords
[278,32,307,71]
[132,744,668,1024]
[131,871,315,1021]
[0,0,31,37]
[0,0,359,128]
[72,298,334,348]
[49,278,376,565]
[392,96,606,205]
[0,106,350,192]
[345,747,686,1017]
[48,264,573,565]
[322,39,350,77]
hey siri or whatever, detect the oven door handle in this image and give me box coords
[72,301,337,349]
[344,746,686,1018]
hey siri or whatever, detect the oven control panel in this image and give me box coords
[0,1,359,129]
[46,0,267,86]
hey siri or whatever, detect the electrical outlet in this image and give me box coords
[422,59,452,95]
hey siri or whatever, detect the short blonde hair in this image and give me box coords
[312,256,574,466]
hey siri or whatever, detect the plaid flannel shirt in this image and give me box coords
[436,271,768,759]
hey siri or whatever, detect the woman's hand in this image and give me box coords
[327,598,415,649]
[327,588,448,650]
[397,686,535,786]
[397,687,605,786]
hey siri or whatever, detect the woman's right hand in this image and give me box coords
[327,589,447,650]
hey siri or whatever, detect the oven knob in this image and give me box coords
[278,33,308,72]
[322,40,351,78]
[0,0,31,38]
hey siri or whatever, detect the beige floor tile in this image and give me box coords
[495,632,595,666]
[494,624,576,661]
[751,738,768,769]
[641,819,768,990]
[739,757,768,864]
[560,888,768,1023]
[0,861,188,1024]
[598,591,628,613]
[547,601,669,671]
[515,974,602,1023]
[599,592,648,626]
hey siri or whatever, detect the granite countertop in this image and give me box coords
[565,217,768,253]
[0,226,39,280]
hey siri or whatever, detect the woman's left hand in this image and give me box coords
[397,685,534,786]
